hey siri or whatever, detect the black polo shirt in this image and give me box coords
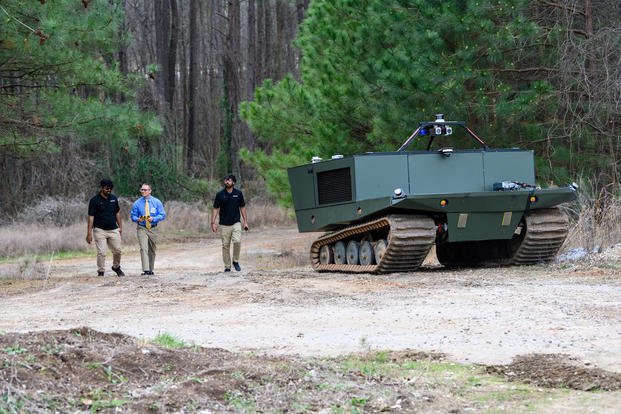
[88,193,120,230]
[213,188,245,225]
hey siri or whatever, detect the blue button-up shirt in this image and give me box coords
[131,196,166,227]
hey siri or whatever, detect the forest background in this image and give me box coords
[1,0,620,220]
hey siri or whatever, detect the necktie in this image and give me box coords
[145,198,151,229]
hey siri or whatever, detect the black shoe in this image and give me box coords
[112,266,125,277]
[97,271,104,277]
[232,262,241,271]
[224,268,231,272]
[141,270,153,276]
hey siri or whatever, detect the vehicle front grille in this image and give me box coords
[317,167,352,205]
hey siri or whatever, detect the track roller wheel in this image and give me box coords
[359,241,375,265]
[319,245,333,264]
[346,240,360,264]
[373,239,387,262]
[334,241,346,264]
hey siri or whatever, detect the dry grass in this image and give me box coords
[1,190,619,278]
[1,198,293,256]
[0,197,295,278]
[562,185,621,252]
[15,195,88,227]
[163,200,294,233]
[0,220,140,279]
[0,222,90,258]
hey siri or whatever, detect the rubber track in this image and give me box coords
[310,214,436,273]
[510,207,569,264]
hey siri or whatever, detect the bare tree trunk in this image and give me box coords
[275,0,287,79]
[154,0,178,110]
[293,0,309,78]
[261,1,273,80]
[168,0,179,110]
[256,0,265,82]
[205,0,223,179]
[186,0,199,173]
[244,0,256,150]
[246,0,256,96]
[224,0,242,177]
[154,0,170,107]
[584,0,596,78]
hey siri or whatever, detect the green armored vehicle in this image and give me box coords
[287,115,577,273]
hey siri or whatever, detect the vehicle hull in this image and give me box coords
[288,135,576,272]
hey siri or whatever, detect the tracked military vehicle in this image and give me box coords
[287,115,577,273]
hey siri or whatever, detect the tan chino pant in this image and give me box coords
[137,225,158,271]
[93,228,122,272]
[220,222,242,269]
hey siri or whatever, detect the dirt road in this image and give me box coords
[1,227,620,373]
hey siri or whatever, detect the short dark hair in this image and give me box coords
[224,174,236,183]
[100,178,114,188]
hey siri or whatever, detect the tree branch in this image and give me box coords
[491,66,558,73]
[537,0,586,17]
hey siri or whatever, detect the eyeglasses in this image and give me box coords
[140,188,150,191]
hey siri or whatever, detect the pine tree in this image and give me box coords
[0,0,161,211]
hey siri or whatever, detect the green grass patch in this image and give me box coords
[3,345,28,355]
[82,387,127,411]
[225,391,255,411]
[0,250,91,264]
[340,352,397,378]
[152,332,189,349]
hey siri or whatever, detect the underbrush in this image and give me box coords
[562,186,621,252]
[0,197,294,278]
[164,200,293,234]
[0,188,619,278]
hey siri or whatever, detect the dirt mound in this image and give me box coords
[3,329,621,413]
[486,353,621,391]
[1,328,238,412]
[0,328,442,413]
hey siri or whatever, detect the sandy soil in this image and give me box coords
[1,226,620,375]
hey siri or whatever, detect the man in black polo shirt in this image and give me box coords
[211,174,249,272]
[86,178,125,277]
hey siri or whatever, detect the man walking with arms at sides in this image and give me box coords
[211,174,249,272]
[131,183,166,275]
[86,178,125,277]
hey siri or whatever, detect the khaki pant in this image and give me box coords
[220,222,242,269]
[93,228,122,272]
[137,225,158,271]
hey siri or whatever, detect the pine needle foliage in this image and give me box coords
[241,0,620,206]
[0,0,162,199]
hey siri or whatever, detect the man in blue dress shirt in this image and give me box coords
[131,183,166,275]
